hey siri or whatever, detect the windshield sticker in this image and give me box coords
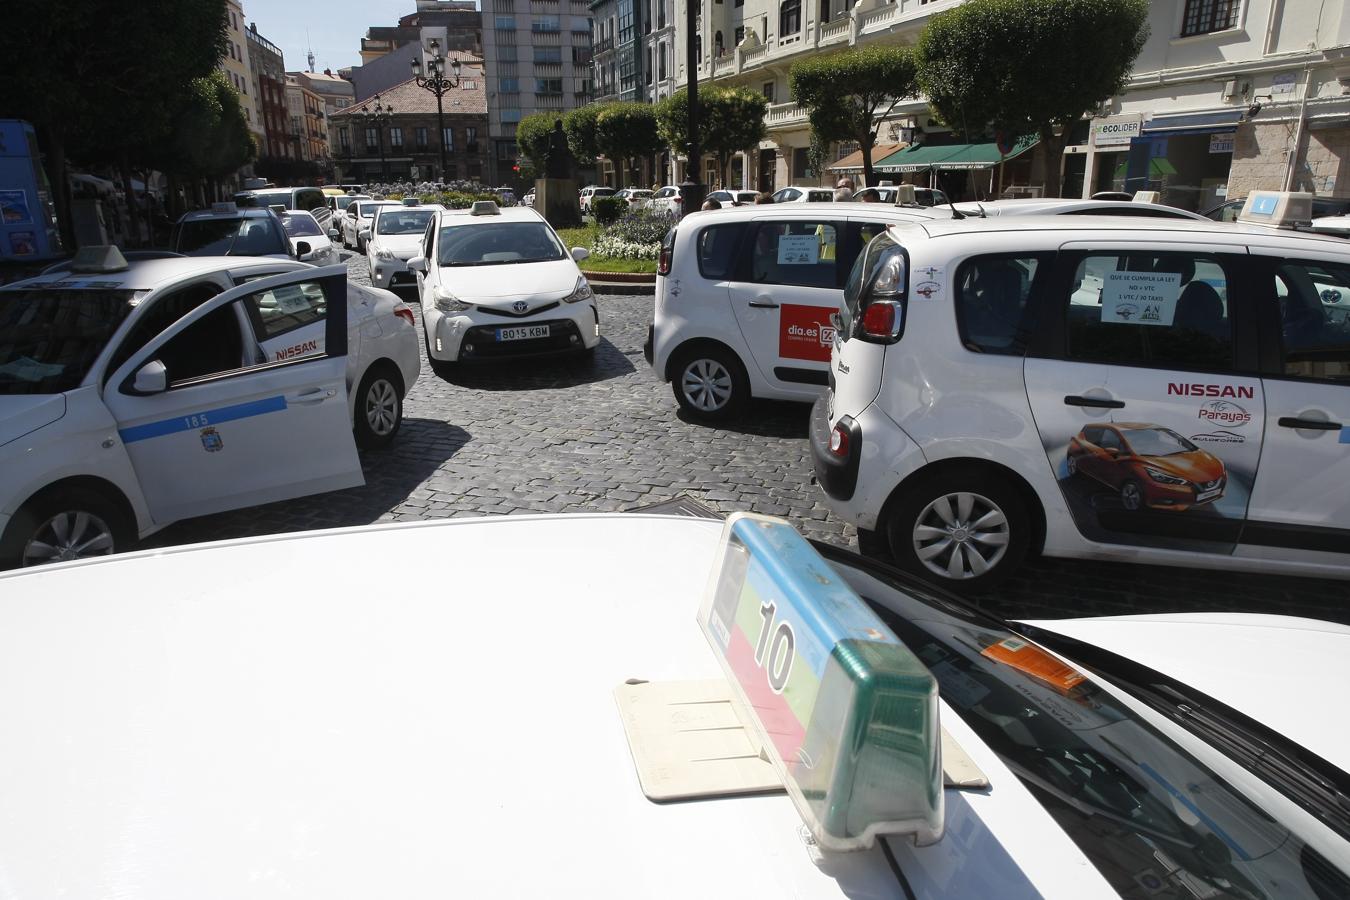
[777,235,819,265]
[0,356,65,382]
[981,638,1087,695]
[1101,272,1180,325]
[270,285,312,314]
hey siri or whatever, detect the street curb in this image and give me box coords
[581,270,655,284]
[589,280,655,295]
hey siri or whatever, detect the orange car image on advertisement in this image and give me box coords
[1066,423,1226,512]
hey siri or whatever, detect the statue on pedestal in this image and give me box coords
[545,119,575,180]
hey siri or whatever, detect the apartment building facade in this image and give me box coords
[246,24,291,159]
[221,0,265,153]
[285,76,330,164]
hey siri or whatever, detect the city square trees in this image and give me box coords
[657,86,768,188]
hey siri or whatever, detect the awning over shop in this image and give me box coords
[828,143,906,173]
[1142,109,1244,135]
[875,136,1038,173]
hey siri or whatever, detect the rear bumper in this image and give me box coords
[809,394,861,502]
[643,325,654,366]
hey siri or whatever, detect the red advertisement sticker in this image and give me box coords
[778,304,837,362]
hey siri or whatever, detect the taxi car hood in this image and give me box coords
[445,258,578,302]
[0,394,67,449]
[1019,613,1350,773]
[1137,450,1223,481]
[372,233,423,258]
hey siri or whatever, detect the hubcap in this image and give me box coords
[365,379,399,435]
[23,510,115,566]
[1121,483,1141,511]
[912,491,1010,581]
[681,359,733,412]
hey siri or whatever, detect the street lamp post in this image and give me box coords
[357,95,394,182]
[411,39,462,184]
[681,1,705,213]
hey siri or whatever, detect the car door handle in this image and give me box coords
[289,388,336,405]
[748,300,779,309]
[1277,416,1342,431]
[1064,395,1125,409]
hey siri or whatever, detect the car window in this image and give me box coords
[376,209,436,235]
[296,190,326,212]
[279,213,324,238]
[174,217,287,257]
[422,220,435,260]
[0,288,138,395]
[955,254,1048,354]
[1269,259,1350,382]
[746,221,839,289]
[1063,251,1235,371]
[150,302,247,385]
[807,190,833,202]
[437,221,566,266]
[105,282,222,382]
[697,222,747,280]
[241,280,327,345]
[1096,427,1122,451]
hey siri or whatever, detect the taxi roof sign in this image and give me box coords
[210,201,238,214]
[699,513,942,851]
[1237,190,1313,228]
[70,245,129,274]
[469,200,500,216]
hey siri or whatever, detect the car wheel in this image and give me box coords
[0,488,131,569]
[353,365,403,449]
[671,346,748,422]
[1120,480,1143,512]
[886,470,1029,591]
[1066,455,1078,476]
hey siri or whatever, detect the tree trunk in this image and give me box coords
[1032,127,1064,199]
[46,131,77,254]
[719,152,730,188]
[860,131,875,188]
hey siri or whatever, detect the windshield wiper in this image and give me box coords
[1020,624,1350,840]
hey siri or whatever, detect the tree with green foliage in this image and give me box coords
[516,112,559,174]
[657,86,768,187]
[789,46,918,188]
[563,104,608,168]
[595,103,663,187]
[917,0,1149,197]
[2,0,229,246]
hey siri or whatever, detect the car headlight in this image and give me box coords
[435,289,472,313]
[563,276,593,304]
[1144,466,1188,485]
[374,246,395,261]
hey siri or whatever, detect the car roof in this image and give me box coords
[677,204,942,226]
[435,205,547,226]
[952,198,1208,220]
[5,256,305,292]
[176,207,276,223]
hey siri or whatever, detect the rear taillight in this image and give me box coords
[829,423,851,459]
[658,244,673,276]
[393,305,415,326]
[860,301,898,338]
[673,196,682,204]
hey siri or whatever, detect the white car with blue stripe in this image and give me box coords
[0,246,419,568]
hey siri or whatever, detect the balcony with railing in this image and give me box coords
[535,92,565,108]
[712,52,734,75]
[819,15,850,45]
[766,101,808,126]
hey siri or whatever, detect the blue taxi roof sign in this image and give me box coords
[699,513,943,851]
[1238,191,1313,228]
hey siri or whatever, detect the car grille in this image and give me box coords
[461,318,583,359]
[474,301,562,318]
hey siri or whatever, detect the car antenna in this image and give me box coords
[974,202,987,218]
[936,166,965,219]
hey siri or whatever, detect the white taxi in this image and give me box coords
[343,199,399,252]
[0,511,1345,898]
[364,201,446,290]
[813,192,1350,588]
[0,247,419,568]
[410,201,599,372]
[279,210,341,267]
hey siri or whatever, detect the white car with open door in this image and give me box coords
[0,247,420,568]
[812,192,1350,590]
[279,210,341,267]
[411,202,599,373]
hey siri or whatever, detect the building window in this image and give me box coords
[534,46,562,63]
[442,127,455,151]
[462,79,478,89]
[658,44,667,80]
[466,127,479,152]
[468,161,482,179]
[501,108,523,123]
[415,126,428,150]
[779,0,801,37]
[734,26,744,46]
[501,77,519,92]
[532,16,561,32]
[498,45,517,61]
[762,81,775,102]
[536,78,563,93]
[498,140,519,160]
[495,15,516,28]
[1180,0,1240,37]
[618,0,634,44]
[389,127,403,148]
[715,31,724,56]
[364,127,379,152]
[646,48,653,83]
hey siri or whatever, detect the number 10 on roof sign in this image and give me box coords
[699,513,945,851]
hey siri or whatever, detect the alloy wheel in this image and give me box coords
[365,378,400,436]
[1121,481,1143,511]
[681,359,733,412]
[23,510,116,566]
[911,491,1011,581]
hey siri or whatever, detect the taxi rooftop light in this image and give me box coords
[700,513,942,852]
[469,200,500,216]
[1237,190,1313,229]
[210,201,238,214]
[402,197,421,206]
[70,245,129,274]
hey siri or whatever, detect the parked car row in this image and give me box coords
[648,191,1350,592]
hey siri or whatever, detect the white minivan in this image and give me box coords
[812,199,1350,589]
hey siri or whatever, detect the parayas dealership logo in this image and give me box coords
[1197,399,1251,428]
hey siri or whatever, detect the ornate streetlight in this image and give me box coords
[356,95,394,182]
[411,38,462,183]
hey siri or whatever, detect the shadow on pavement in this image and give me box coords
[143,419,472,550]
[675,398,813,440]
[432,337,636,390]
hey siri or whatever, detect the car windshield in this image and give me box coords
[438,221,566,266]
[815,545,1350,900]
[359,203,391,218]
[0,289,136,395]
[279,213,323,238]
[242,190,293,209]
[1123,427,1196,456]
[174,217,285,256]
[377,209,436,235]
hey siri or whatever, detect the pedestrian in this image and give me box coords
[836,176,855,193]
[857,188,881,203]
[833,186,852,202]
[701,198,722,211]
[755,192,775,204]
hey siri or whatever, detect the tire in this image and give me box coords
[670,345,749,422]
[0,487,132,569]
[886,469,1030,592]
[353,365,403,449]
[1066,455,1078,476]
[1120,480,1143,512]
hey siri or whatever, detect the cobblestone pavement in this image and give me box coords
[148,249,1350,624]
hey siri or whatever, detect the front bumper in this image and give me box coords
[1142,475,1226,510]
[370,258,415,289]
[427,302,600,362]
[809,394,862,502]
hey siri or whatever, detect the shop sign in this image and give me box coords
[1091,115,1143,147]
[1209,133,1236,154]
[1271,72,1297,95]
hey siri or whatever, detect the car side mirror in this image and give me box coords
[1104,447,1120,457]
[295,240,312,258]
[328,228,341,240]
[131,360,168,395]
[360,228,371,240]
[408,256,429,273]
[571,246,590,262]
